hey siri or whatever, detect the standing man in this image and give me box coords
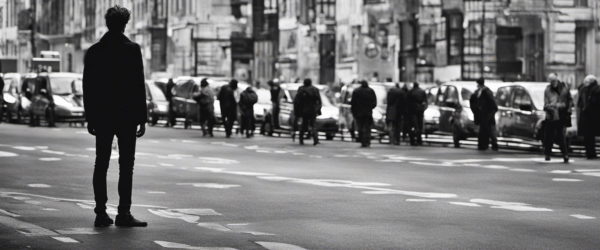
[578,75,600,159]
[543,74,572,162]
[165,78,176,127]
[295,78,322,145]
[193,78,215,137]
[269,78,283,128]
[386,83,406,145]
[0,75,4,123]
[83,5,147,227]
[351,80,377,147]
[239,86,258,138]
[218,79,240,138]
[472,78,499,151]
[406,82,428,146]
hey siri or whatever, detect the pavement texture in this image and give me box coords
[0,123,599,249]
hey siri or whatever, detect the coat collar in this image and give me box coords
[100,31,131,44]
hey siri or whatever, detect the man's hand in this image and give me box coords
[136,123,146,138]
[87,123,96,136]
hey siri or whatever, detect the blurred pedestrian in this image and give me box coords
[295,78,322,145]
[270,78,283,128]
[543,74,572,162]
[192,78,215,137]
[218,79,241,138]
[578,75,600,159]
[471,78,498,151]
[0,75,4,123]
[239,86,258,138]
[165,78,176,127]
[386,83,406,145]
[401,83,411,142]
[351,80,377,147]
[406,82,428,146]
[83,5,147,227]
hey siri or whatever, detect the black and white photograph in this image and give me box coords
[1,0,600,249]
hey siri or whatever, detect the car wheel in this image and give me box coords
[151,115,158,126]
[452,125,461,148]
[46,108,56,127]
[325,133,335,140]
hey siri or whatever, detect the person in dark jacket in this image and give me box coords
[269,78,283,128]
[406,82,428,146]
[0,76,4,123]
[543,74,572,162]
[471,78,498,151]
[351,80,377,147]
[218,79,241,138]
[294,78,322,145]
[192,78,215,137]
[165,78,176,127]
[83,5,147,227]
[386,83,406,145]
[578,75,600,159]
[239,86,258,138]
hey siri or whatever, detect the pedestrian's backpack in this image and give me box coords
[246,91,258,105]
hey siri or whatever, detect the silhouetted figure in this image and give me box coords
[295,78,322,145]
[401,83,410,142]
[471,78,498,150]
[218,79,240,138]
[193,78,215,137]
[0,76,4,123]
[351,80,377,147]
[269,79,283,128]
[166,78,176,126]
[83,5,147,227]
[543,74,572,162]
[578,75,600,159]
[386,83,406,145]
[406,82,428,146]
[239,86,258,138]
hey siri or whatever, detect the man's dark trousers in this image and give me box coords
[356,115,372,147]
[478,114,498,150]
[299,114,318,144]
[93,124,137,215]
[543,120,567,157]
[222,109,236,137]
[584,136,597,158]
[387,119,401,145]
[408,113,424,145]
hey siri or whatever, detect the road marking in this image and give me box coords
[509,168,536,172]
[182,140,198,143]
[42,208,58,211]
[471,199,552,212]
[196,223,233,232]
[574,169,600,173]
[254,242,307,250]
[410,161,456,167]
[39,158,61,161]
[159,163,174,167]
[570,214,596,220]
[552,178,583,182]
[77,203,94,209]
[550,170,572,174]
[0,209,20,217]
[56,228,100,235]
[406,199,436,202]
[155,241,238,250]
[256,150,270,153]
[293,153,305,155]
[52,236,80,243]
[449,202,481,207]
[24,200,42,205]
[481,165,509,170]
[168,154,193,158]
[12,146,36,151]
[0,215,58,236]
[35,146,48,149]
[0,151,18,157]
[41,150,65,155]
[582,173,600,178]
[171,209,222,216]
[211,142,239,147]
[463,163,481,167]
[198,157,239,164]
[221,171,274,176]
[138,164,157,167]
[86,148,96,151]
[148,191,166,194]
[149,209,221,224]
[177,183,240,189]
[28,184,51,188]
[227,223,249,226]
[10,196,30,200]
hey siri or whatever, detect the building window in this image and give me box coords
[575,27,586,66]
[316,0,335,19]
[446,13,463,65]
[574,0,588,7]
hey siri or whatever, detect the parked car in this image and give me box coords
[338,82,391,141]
[436,81,509,147]
[2,73,24,123]
[262,83,339,140]
[145,80,169,126]
[424,86,441,134]
[254,88,271,123]
[29,72,85,127]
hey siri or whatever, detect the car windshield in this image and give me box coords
[3,79,11,92]
[50,76,81,95]
[148,82,166,101]
[370,85,388,107]
[256,89,271,104]
[71,79,83,95]
[529,88,545,110]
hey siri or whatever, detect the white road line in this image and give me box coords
[198,157,239,164]
[406,199,436,202]
[147,191,166,194]
[159,163,174,167]
[552,178,583,182]
[0,209,20,217]
[52,237,80,243]
[254,242,307,250]
[28,184,51,188]
[509,168,536,172]
[39,158,61,161]
[41,150,65,155]
[196,223,233,232]
[550,170,572,174]
[12,146,36,151]
[177,183,240,189]
[574,169,600,172]
[170,209,222,216]
[0,215,58,236]
[0,151,19,157]
[56,228,100,235]
[41,208,58,211]
[570,214,596,220]
[582,173,600,178]
[24,200,42,205]
[449,202,481,207]
[35,146,48,149]
[155,241,237,250]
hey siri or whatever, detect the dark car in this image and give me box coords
[338,82,391,141]
[262,83,339,140]
[145,80,169,126]
[29,72,85,127]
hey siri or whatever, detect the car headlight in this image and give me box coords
[157,104,168,112]
[53,95,73,107]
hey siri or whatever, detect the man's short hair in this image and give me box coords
[548,73,558,82]
[105,5,131,31]
[304,78,312,85]
[476,78,485,85]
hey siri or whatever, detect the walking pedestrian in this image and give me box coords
[543,74,572,162]
[351,80,377,147]
[406,82,428,146]
[218,79,241,138]
[270,78,283,128]
[83,5,147,227]
[239,86,258,138]
[165,78,176,127]
[294,78,322,145]
[386,83,406,145]
[0,75,4,123]
[578,75,600,159]
[471,78,499,151]
[192,78,215,137]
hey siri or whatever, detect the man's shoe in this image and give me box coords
[545,156,551,161]
[94,213,114,227]
[563,155,569,163]
[115,212,147,227]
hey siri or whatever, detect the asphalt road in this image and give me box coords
[0,123,599,249]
